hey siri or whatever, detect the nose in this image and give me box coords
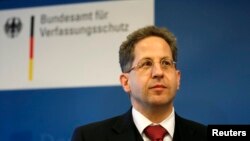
[151,63,164,79]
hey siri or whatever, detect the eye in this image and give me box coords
[139,59,153,69]
[161,59,172,67]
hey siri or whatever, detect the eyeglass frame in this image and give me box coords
[125,58,176,73]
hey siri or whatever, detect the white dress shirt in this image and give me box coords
[132,107,175,141]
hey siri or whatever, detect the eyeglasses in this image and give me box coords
[126,58,176,73]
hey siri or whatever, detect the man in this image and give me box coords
[71,25,207,141]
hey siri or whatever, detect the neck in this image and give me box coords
[133,103,173,123]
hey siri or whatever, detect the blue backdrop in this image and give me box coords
[0,0,250,141]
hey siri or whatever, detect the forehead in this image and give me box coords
[134,36,172,60]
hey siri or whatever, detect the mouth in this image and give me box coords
[149,84,167,89]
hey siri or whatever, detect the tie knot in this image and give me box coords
[144,125,168,141]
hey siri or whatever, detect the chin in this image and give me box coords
[149,97,173,106]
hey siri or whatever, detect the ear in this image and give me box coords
[176,70,181,90]
[119,73,131,93]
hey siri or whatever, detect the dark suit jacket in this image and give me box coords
[71,109,207,141]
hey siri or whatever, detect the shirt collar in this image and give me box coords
[132,107,175,138]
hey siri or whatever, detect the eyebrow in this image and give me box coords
[139,56,173,61]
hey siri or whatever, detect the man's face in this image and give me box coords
[120,36,181,110]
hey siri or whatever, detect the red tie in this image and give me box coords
[144,125,168,141]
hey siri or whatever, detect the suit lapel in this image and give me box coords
[173,113,197,141]
[108,109,143,141]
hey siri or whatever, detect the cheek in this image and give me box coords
[170,72,181,90]
[166,72,180,88]
[129,74,149,93]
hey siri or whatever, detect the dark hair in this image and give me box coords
[119,25,177,73]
